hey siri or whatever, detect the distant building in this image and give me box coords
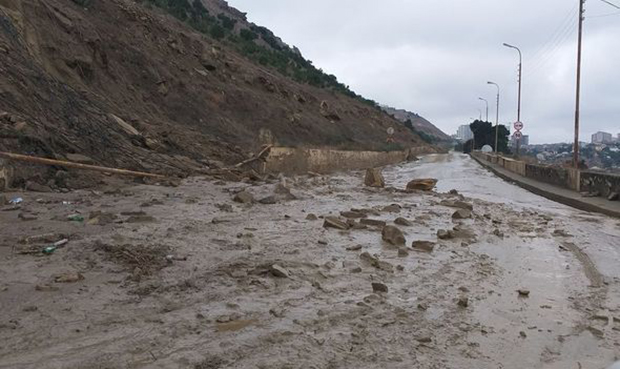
[592,131,612,144]
[456,125,473,141]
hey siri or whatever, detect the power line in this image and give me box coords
[527,5,579,65]
[526,18,579,79]
[600,0,620,10]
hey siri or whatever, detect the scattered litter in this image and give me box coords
[9,197,23,204]
[67,214,84,222]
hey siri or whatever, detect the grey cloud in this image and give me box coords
[229,0,620,143]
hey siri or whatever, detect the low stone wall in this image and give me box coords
[263,147,425,174]
[581,171,620,197]
[473,152,580,191]
[525,164,579,190]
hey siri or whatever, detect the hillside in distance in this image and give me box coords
[382,106,451,142]
[0,0,431,181]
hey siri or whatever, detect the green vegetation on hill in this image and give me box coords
[142,0,377,107]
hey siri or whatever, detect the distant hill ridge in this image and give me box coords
[382,107,451,142]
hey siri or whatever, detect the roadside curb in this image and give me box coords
[471,154,620,218]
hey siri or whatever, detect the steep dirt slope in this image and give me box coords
[0,0,427,182]
[383,106,451,142]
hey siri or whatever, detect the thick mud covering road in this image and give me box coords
[1,153,620,369]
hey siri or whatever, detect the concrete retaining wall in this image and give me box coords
[263,147,427,174]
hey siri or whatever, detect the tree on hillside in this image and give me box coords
[469,120,510,153]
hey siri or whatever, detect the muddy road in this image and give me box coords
[1,153,620,369]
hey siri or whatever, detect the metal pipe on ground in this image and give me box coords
[0,151,168,179]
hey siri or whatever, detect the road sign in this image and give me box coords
[387,127,395,136]
[513,131,523,139]
[514,121,524,131]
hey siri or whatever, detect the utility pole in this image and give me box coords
[573,0,585,169]
[488,82,500,153]
[478,97,489,122]
[503,43,523,156]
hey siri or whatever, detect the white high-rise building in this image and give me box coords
[457,125,473,141]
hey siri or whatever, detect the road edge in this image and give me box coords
[470,154,620,218]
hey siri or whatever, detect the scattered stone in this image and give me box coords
[518,289,531,297]
[350,267,362,273]
[274,183,296,200]
[492,228,504,238]
[18,212,37,221]
[382,225,406,246]
[382,204,401,213]
[437,229,454,240]
[416,336,432,343]
[126,214,156,223]
[412,241,436,252]
[360,218,387,227]
[452,209,472,219]
[25,181,52,193]
[608,192,619,201]
[306,214,318,221]
[323,216,349,230]
[35,284,59,292]
[394,217,413,226]
[553,229,571,237]
[212,217,232,224]
[458,296,469,308]
[346,244,363,251]
[360,252,393,271]
[318,240,328,245]
[449,189,459,195]
[440,199,473,211]
[398,248,409,257]
[258,196,277,205]
[233,191,254,204]
[406,178,438,192]
[54,272,84,283]
[519,331,527,338]
[270,264,290,278]
[88,211,117,226]
[372,282,388,293]
[417,303,429,311]
[364,168,385,188]
[340,210,367,219]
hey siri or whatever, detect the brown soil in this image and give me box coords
[0,0,428,186]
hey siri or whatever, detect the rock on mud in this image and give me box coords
[394,217,413,226]
[452,209,472,219]
[306,214,318,221]
[364,168,385,188]
[406,178,438,191]
[382,225,406,246]
[440,199,473,211]
[233,191,254,204]
[372,282,388,293]
[270,264,290,278]
[323,216,349,230]
[437,229,454,240]
[412,241,435,252]
[360,218,387,228]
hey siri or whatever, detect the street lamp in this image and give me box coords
[487,81,500,154]
[503,42,523,156]
[478,97,489,122]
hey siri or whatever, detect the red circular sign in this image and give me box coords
[514,121,524,131]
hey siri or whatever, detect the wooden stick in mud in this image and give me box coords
[233,145,273,168]
[0,151,167,179]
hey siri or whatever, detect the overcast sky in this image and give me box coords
[227,0,619,144]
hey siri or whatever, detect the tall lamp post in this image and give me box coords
[503,43,523,156]
[487,81,500,154]
[478,97,489,122]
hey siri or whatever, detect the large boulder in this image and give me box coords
[323,216,349,230]
[406,178,438,192]
[364,168,385,188]
[382,225,406,246]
